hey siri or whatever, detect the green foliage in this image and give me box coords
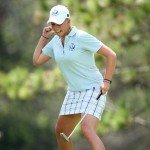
[0,67,66,149]
[98,99,130,134]
[0,67,66,101]
[0,0,149,149]
[0,111,56,150]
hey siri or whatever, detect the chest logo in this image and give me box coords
[69,43,75,51]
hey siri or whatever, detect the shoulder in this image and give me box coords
[76,29,92,42]
[76,28,98,43]
[76,28,89,38]
[47,34,59,45]
[52,35,59,41]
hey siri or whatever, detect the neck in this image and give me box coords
[67,26,72,35]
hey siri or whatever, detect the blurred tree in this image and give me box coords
[0,0,149,149]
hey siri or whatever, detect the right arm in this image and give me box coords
[33,26,54,67]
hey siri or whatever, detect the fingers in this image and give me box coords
[43,26,52,33]
[100,82,110,95]
[42,26,54,38]
[45,26,52,32]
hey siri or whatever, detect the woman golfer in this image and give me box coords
[33,5,116,150]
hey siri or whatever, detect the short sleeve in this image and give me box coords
[42,39,54,58]
[78,31,103,53]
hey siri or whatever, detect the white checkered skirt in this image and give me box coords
[59,87,106,120]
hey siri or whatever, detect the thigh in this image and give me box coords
[56,114,81,135]
[81,114,100,131]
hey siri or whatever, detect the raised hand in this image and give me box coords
[42,26,54,39]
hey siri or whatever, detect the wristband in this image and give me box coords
[42,35,49,39]
[104,79,112,84]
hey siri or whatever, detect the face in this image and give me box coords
[51,19,71,38]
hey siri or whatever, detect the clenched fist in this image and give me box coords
[42,26,54,39]
[100,81,110,95]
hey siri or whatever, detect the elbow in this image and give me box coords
[113,52,117,60]
[107,51,117,64]
[111,51,117,60]
[33,60,40,67]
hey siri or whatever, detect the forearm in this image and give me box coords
[33,36,49,65]
[97,43,116,93]
[104,52,117,81]
[33,25,55,65]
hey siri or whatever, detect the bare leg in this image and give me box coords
[81,114,105,150]
[55,114,81,150]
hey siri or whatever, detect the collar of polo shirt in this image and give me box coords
[66,26,77,37]
[57,26,77,40]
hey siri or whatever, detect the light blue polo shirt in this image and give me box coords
[42,26,104,91]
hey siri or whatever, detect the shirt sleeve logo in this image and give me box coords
[69,43,75,51]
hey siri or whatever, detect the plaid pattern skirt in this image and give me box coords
[59,87,106,120]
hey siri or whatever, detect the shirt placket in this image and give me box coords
[62,37,69,55]
[58,38,65,55]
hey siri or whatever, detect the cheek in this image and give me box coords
[52,26,60,32]
[62,25,68,32]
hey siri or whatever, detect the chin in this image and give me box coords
[59,33,65,37]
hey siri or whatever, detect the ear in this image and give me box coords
[66,18,70,24]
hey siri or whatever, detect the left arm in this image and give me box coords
[97,44,117,94]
